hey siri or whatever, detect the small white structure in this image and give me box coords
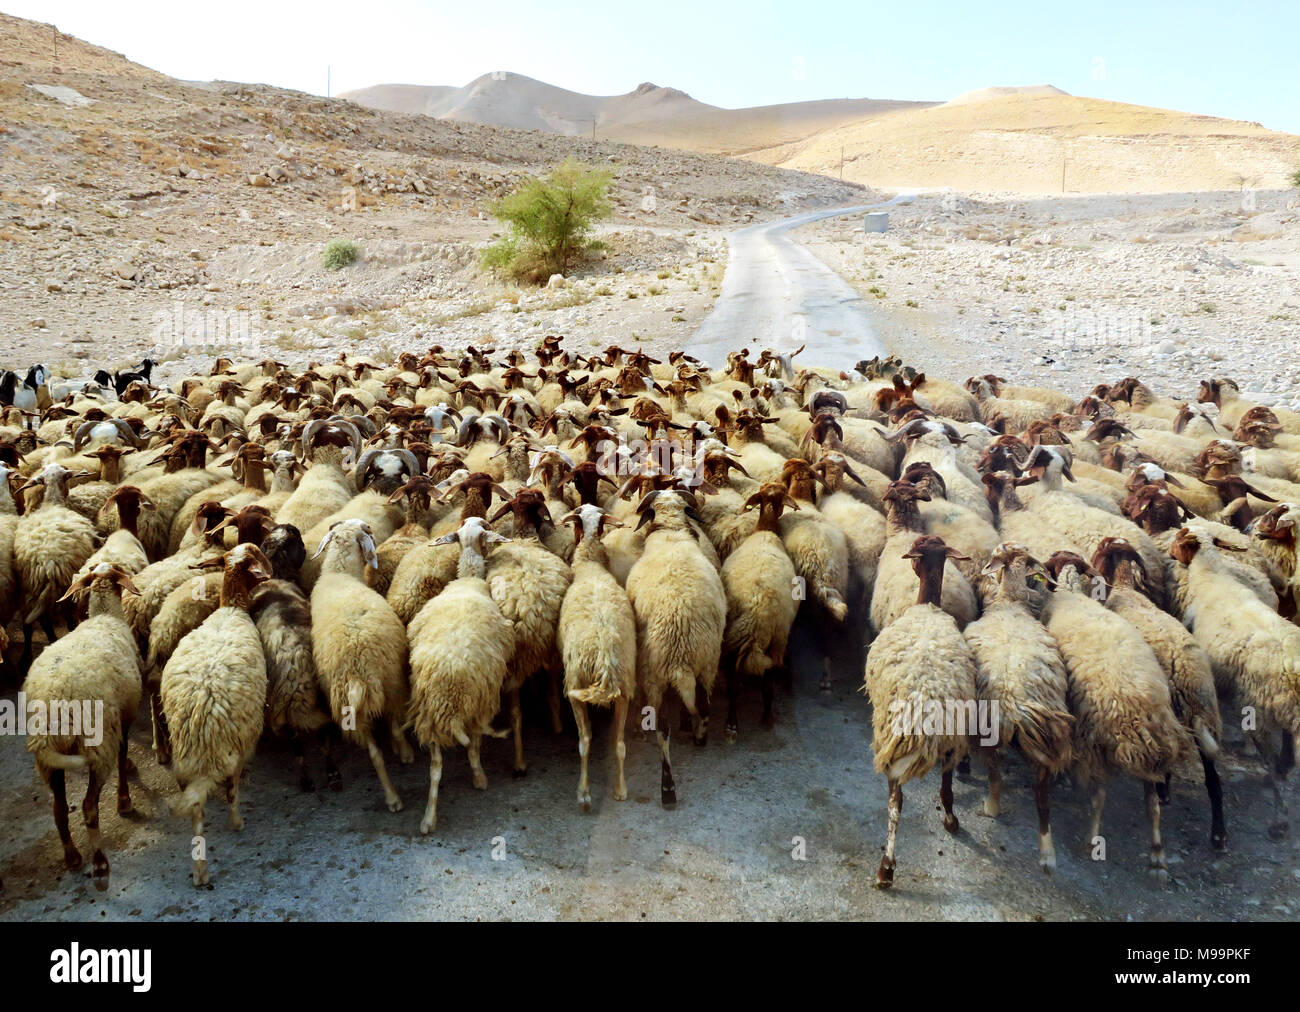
[863,212,889,233]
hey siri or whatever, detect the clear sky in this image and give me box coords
[7,0,1298,133]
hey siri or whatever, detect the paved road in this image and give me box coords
[687,198,913,370]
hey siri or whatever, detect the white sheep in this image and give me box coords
[160,545,271,887]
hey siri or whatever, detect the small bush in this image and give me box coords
[481,159,613,284]
[323,239,358,270]
[1292,167,1300,187]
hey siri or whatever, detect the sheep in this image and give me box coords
[21,564,141,890]
[483,490,573,773]
[719,483,800,739]
[1170,526,1300,841]
[871,480,978,633]
[1091,537,1226,849]
[1042,551,1192,880]
[160,544,271,887]
[406,517,515,832]
[962,544,1073,871]
[778,459,849,621]
[372,475,438,596]
[1255,503,1299,620]
[72,485,153,582]
[275,418,362,533]
[625,489,726,807]
[311,518,413,812]
[862,535,979,888]
[13,463,98,671]
[555,505,637,809]
[250,574,336,793]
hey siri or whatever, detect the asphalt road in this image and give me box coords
[686,199,908,369]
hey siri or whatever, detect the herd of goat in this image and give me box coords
[0,341,1297,893]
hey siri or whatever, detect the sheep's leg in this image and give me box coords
[419,745,442,834]
[1278,732,1296,778]
[389,716,415,765]
[724,665,741,743]
[1200,748,1227,851]
[319,724,342,791]
[19,623,33,674]
[362,726,403,813]
[149,687,171,766]
[83,770,109,892]
[509,688,527,778]
[939,758,959,834]
[468,734,487,790]
[50,769,81,871]
[982,750,1002,818]
[1145,781,1168,883]
[191,807,208,887]
[39,613,57,646]
[547,668,565,735]
[286,730,314,792]
[1034,765,1055,872]
[612,695,629,802]
[225,775,244,831]
[62,599,78,633]
[1156,772,1172,806]
[819,656,832,693]
[116,733,133,815]
[693,681,709,746]
[1250,731,1290,840]
[649,689,676,808]
[759,669,775,731]
[571,699,592,811]
[1086,782,1107,854]
[876,779,902,889]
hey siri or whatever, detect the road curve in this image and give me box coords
[686,195,914,370]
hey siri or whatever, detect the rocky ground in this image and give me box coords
[801,189,1300,408]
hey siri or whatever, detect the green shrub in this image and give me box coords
[322,239,358,270]
[481,159,613,283]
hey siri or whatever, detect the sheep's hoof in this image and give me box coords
[192,863,210,888]
[875,859,895,890]
[63,847,83,871]
[661,787,677,808]
[419,817,435,835]
[956,756,971,776]
[724,724,738,744]
[512,765,528,779]
[228,813,244,832]
[578,793,592,813]
[1210,829,1227,851]
[386,796,404,813]
[759,712,775,731]
[1148,861,1169,886]
[397,745,416,765]
[327,770,342,792]
[472,772,487,791]
[92,856,109,892]
[943,814,960,835]
[612,787,628,802]
[1267,819,1290,841]
[299,774,315,793]
[117,795,134,816]
[154,749,171,767]
[694,733,708,748]
[982,797,999,818]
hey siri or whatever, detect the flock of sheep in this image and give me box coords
[0,339,1298,893]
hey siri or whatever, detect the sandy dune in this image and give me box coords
[767,91,1300,193]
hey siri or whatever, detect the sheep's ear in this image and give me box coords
[741,494,760,512]
[1211,537,1248,552]
[56,573,94,603]
[782,494,801,513]
[432,532,459,546]
[484,531,511,545]
[945,547,972,562]
[360,534,379,569]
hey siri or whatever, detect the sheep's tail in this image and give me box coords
[448,718,470,748]
[346,681,365,716]
[1009,702,1074,774]
[568,667,624,706]
[33,748,86,772]
[815,584,848,621]
[171,777,215,819]
[1193,718,1220,759]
